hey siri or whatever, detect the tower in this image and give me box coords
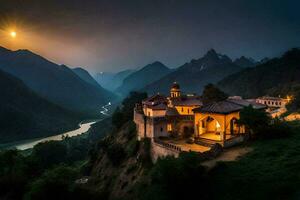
[170,82,181,98]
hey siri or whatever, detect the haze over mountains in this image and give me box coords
[0,47,115,114]
[95,69,135,91]
[94,49,273,97]
[115,61,172,96]
[141,49,242,95]
[0,69,81,143]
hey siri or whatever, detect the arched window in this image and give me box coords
[160,127,163,132]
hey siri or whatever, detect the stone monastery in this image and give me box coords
[134,82,269,160]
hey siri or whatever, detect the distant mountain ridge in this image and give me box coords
[95,69,136,91]
[218,48,300,98]
[0,69,81,143]
[142,49,242,95]
[0,47,115,114]
[116,61,171,96]
[234,56,257,68]
[72,67,101,88]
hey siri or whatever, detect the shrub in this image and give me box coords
[259,119,292,139]
[24,165,79,200]
[106,144,126,166]
[31,141,68,169]
[142,152,208,200]
[125,121,137,140]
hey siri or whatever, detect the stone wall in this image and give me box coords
[134,110,146,140]
[151,140,180,162]
[150,140,223,163]
[223,135,246,148]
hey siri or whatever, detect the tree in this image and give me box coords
[24,165,79,200]
[238,105,271,137]
[31,141,68,170]
[112,106,125,128]
[202,84,228,105]
[112,92,147,128]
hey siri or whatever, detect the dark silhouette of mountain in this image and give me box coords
[260,57,270,64]
[72,67,101,87]
[116,61,171,96]
[95,69,136,91]
[0,47,115,114]
[234,56,257,68]
[218,48,300,98]
[0,69,81,143]
[142,49,242,95]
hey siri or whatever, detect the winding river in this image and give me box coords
[0,102,111,150]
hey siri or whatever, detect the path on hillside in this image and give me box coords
[201,146,252,169]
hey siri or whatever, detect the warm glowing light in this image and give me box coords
[10,31,17,38]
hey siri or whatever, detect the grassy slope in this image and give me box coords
[209,121,300,200]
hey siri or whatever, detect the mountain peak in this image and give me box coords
[234,56,256,68]
[204,49,218,58]
[0,46,11,54]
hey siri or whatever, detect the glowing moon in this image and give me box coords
[10,31,17,38]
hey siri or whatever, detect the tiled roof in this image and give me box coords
[193,98,267,114]
[150,103,167,110]
[166,107,180,116]
[257,96,283,101]
[171,96,202,106]
[143,94,167,106]
[227,99,267,109]
[193,100,243,114]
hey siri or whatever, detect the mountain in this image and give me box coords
[95,69,136,91]
[72,67,101,88]
[142,49,242,95]
[0,47,115,114]
[218,48,300,98]
[0,69,81,143]
[94,72,115,90]
[234,56,257,68]
[116,61,171,96]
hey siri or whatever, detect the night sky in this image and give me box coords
[0,0,299,73]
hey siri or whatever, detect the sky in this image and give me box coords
[0,0,299,73]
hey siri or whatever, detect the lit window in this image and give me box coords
[167,124,172,131]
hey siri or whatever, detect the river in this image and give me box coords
[0,102,111,150]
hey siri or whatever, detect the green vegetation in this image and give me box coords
[239,106,292,139]
[137,152,208,200]
[218,48,300,100]
[208,121,300,200]
[2,88,300,200]
[112,91,147,128]
[201,83,228,105]
[0,132,100,200]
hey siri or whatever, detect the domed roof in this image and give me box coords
[171,82,180,90]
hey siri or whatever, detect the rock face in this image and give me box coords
[142,49,242,95]
[88,122,147,199]
[0,47,115,114]
[116,61,171,96]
